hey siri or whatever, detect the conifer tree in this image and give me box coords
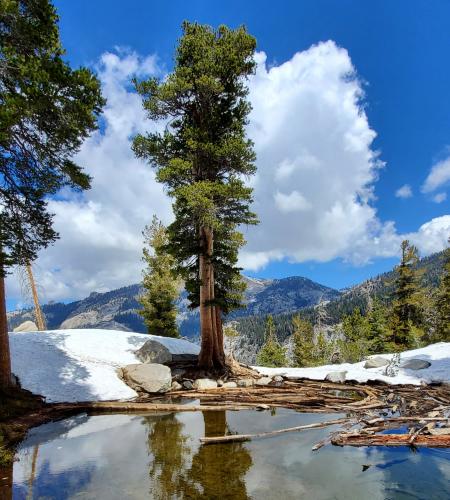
[256,315,287,368]
[367,298,389,353]
[389,240,424,348]
[338,308,371,362]
[435,238,450,341]
[0,0,104,387]
[292,315,314,367]
[133,22,258,368]
[139,217,180,338]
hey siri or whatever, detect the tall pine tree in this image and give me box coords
[389,240,424,348]
[0,0,104,387]
[133,22,258,368]
[139,217,180,338]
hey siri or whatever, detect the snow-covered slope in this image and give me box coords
[9,329,199,403]
[255,342,450,386]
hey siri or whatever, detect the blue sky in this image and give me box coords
[6,1,450,309]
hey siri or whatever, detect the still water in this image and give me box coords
[3,408,450,499]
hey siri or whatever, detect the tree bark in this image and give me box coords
[198,226,226,369]
[198,226,214,368]
[0,270,12,388]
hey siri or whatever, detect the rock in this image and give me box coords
[171,381,182,391]
[183,380,193,390]
[273,375,284,383]
[120,364,172,394]
[364,356,389,369]
[222,382,237,388]
[400,359,431,370]
[193,379,218,390]
[237,378,254,387]
[325,371,347,383]
[13,320,38,332]
[135,338,199,365]
[255,377,272,386]
[217,379,224,387]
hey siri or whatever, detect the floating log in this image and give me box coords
[200,417,349,445]
[332,433,450,448]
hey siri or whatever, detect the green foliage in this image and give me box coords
[292,315,314,367]
[256,315,287,367]
[132,22,258,316]
[339,308,371,362]
[0,0,105,273]
[434,240,450,341]
[139,216,180,337]
[389,240,425,348]
[366,299,390,353]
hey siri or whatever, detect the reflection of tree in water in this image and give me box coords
[145,411,253,500]
[145,413,191,499]
[0,461,13,500]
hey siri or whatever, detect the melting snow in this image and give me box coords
[255,342,450,386]
[10,329,199,403]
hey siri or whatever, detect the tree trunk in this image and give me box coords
[198,226,215,368]
[0,270,12,388]
[198,226,226,369]
[26,263,45,331]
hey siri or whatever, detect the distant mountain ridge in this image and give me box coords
[7,274,341,338]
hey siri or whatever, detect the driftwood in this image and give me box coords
[332,433,450,448]
[200,417,349,444]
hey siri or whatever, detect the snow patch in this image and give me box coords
[10,329,199,403]
[255,342,450,385]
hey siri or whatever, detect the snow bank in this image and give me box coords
[255,342,450,385]
[9,329,199,403]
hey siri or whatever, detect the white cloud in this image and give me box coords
[395,184,413,199]
[432,192,447,204]
[407,215,450,255]
[422,156,450,193]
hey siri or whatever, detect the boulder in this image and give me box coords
[364,356,389,369]
[400,359,431,370]
[183,380,194,390]
[13,320,38,332]
[222,381,237,388]
[273,375,284,383]
[325,371,347,383]
[255,377,272,386]
[217,379,224,387]
[120,363,171,394]
[135,338,199,365]
[171,381,182,391]
[193,379,218,390]
[237,378,254,388]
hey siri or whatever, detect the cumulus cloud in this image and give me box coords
[395,184,413,199]
[6,43,450,306]
[422,156,450,193]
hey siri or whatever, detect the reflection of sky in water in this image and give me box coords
[11,409,450,500]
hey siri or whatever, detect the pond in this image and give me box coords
[3,408,450,499]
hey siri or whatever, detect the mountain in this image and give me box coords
[233,249,447,359]
[7,275,341,338]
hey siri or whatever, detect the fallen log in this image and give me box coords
[200,417,349,445]
[332,433,450,448]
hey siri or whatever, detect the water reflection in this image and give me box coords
[7,409,450,499]
[145,411,252,499]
